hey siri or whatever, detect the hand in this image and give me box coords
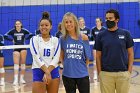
[43,72,52,85]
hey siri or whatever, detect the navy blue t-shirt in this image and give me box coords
[55,31,62,38]
[95,28,134,72]
[80,27,90,40]
[4,28,32,45]
[91,26,106,41]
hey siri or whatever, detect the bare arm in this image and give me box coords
[96,50,102,75]
[40,65,50,74]
[127,47,134,73]
[47,65,55,73]
[86,59,90,66]
[40,65,51,84]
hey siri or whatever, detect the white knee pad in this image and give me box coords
[0,68,5,73]
[21,64,26,70]
[14,64,19,70]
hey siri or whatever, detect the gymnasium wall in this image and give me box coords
[0,0,140,66]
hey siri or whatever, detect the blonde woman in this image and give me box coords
[60,12,91,93]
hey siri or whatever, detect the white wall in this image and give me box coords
[0,0,139,6]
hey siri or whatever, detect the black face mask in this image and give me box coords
[106,20,116,28]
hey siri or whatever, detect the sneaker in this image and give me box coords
[0,81,5,86]
[93,60,96,65]
[13,80,18,86]
[20,79,26,84]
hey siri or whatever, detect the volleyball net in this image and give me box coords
[0,39,140,50]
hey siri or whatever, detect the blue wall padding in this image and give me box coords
[0,2,139,66]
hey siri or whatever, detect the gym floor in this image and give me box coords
[0,64,140,93]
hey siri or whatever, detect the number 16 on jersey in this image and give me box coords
[43,49,50,56]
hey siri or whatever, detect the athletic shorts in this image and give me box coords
[32,66,60,82]
[14,48,26,52]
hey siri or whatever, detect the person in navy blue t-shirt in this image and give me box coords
[78,17,91,40]
[91,17,106,82]
[96,9,134,93]
[55,22,62,38]
[60,12,91,93]
[0,34,5,86]
[91,18,106,61]
[91,17,106,41]
[4,20,33,85]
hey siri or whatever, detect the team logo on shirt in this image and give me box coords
[118,35,125,39]
[14,33,24,40]
[95,31,99,35]
[80,30,87,34]
[14,33,24,36]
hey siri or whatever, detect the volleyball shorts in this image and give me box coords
[33,66,60,82]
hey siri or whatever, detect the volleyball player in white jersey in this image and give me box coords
[30,12,60,93]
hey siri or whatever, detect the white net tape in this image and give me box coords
[0,39,140,50]
[0,45,30,50]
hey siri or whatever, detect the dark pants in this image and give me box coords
[62,75,90,93]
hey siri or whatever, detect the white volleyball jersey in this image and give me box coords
[30,35,60,69]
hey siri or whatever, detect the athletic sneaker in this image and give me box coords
[0,81,5,86]
[13,80,18,86]
[20,79,26,84]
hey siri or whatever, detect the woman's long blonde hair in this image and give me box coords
[61,12,80,39]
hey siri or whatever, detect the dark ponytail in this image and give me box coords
[42,12,50,19]
[40,11,52,25]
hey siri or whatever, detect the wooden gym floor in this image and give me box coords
[0,64,140,93]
